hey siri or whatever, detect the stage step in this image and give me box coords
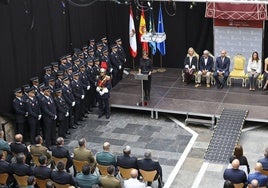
[185,114,215,128]
[204,109,248,163]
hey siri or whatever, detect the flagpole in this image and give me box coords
[157,55,166,72]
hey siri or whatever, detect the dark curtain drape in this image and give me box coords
[0,1,267,116]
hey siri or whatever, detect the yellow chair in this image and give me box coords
[96,163,109,176]
[53,182,70,188]
[261,169,268,176]
[227,54,246,87]
[73,159,88,173]
[139,169,158,182]
[118,167,134,179]
[31,154,41,166]
[36,178,51,188]
[233,183,244,188]
[257,74,263,88]
[13,174,29,187]
[0,173,9,185]
[52,156,67,168]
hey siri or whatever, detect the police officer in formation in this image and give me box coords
[12,36,126,146]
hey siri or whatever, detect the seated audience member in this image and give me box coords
[248,162,268,187]
[73,138,96,172]
[223,159,247,186]
[30,135,52,165]
[213,50,230,89]
[183,47,198,85]
[10,153,34,176]
[46,181,56,188]
[250,179,259,188]
[10,134,32,164]
[247,51,262,91]
[51,161,76,186]
[229,144,250,174]
[27,176,36,188]
[137,150,163,186]
[96,142,116,167]
[51,137,73,172]
[75,164,101,188]
[117,145,137,169]
[124,169,146,188]
[0,130,11,153]
[258,147,268,170]
[195,50,214,88]
[0,150,13,185]
[33,155,52,180]
[262,57,268,90]
[100,165,121,188]
[223,180,234,188]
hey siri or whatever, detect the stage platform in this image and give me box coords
[110,68,268,123]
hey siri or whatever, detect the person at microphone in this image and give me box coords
[139,51,153,101]
[96,68,112,119]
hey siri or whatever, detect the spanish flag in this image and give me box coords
[139,8,148,53]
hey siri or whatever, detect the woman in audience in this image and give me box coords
[229,144,250,174]
[183,47,198,85]
[262,57,268,90]
[247,51,262,91]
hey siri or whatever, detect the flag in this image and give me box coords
[148,9,156,55]
[139,8,148,53]
[129,5,137,58]
[157,3,166,56]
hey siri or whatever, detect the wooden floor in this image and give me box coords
[110,68,268,123]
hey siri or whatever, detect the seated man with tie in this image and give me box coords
[213,50,230,89]
[195,50,214,88]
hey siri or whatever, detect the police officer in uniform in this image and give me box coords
[139,51,153,101]
[110,44,121,86]
[43,66,52,86]
[13,88,27,135]
[40,86,57,147]
[25,87,42,144]
[115,38,126,81]
[54,88,69,139]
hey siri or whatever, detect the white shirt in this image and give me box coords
[247,59,262,73]
[124,178,146,188]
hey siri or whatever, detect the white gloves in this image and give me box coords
[110,68,113,73]
[25,112,28,117]
[96,87,101,92]
[119,65,122,70]
[99,91,104,96]
[38,115,42,120]
[81,95,85,99]
[185,65,189,69]
[192,65,196,69]
[72,101,75,107]
[54,115,57,120]
[65,112,69,117]
[87,86,90,90]
[103,88,108,94]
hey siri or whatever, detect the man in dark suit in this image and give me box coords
[54,88,69,139]
[137,150,163,186]
[213,50,230,89]
[195,50,214,88]
[51,161,76,186]
[10,153,34,176]
[51,137,73,172]
[0,150,11,174]
[223,159,247,186]
[10,134,32,164]
[117,145,137,169]
[40,86,57,147]
[33,155,52,180]
[13,88,27,135]
[25,87,42,144]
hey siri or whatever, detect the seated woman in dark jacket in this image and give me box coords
[229,144,250,174]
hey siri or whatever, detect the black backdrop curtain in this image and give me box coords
[0,1,267,116]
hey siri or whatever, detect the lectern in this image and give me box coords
[134,73,148,106]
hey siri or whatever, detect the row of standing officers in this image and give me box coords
[12,37,126,147]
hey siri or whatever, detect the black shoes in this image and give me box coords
[66,131,71,135]
[106,114,110,119]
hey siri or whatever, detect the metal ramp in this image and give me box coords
[204,109,248,163]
